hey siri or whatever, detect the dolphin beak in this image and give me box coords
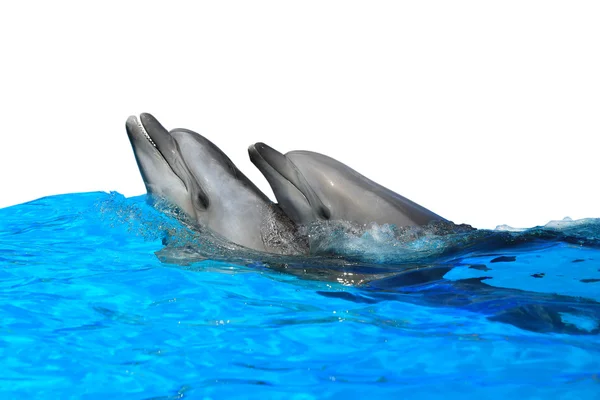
[136,113,194,191]
[249,142,305,194]
[126,113,185,186]
[125,113,210,219]
[139,113,210,212]
[249,142,331,221]
[249,143,290,175]
[125,115,167,187]
[139,113,179,163]
[126,115,154,148]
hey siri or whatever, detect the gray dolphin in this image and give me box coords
[248,143,448,228]
[125,114,305,254]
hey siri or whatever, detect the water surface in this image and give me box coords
[1,192,599,398]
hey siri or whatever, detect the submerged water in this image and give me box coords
[1,192,599,399]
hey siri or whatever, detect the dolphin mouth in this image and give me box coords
[134,115,157,148]
[249,142,330,220]
[125,113,188,191]
[249,142,307,198]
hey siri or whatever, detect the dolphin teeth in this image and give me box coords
[137,116,157,148]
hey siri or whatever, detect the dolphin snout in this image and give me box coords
[248,142,269,159]
[248,142,288,170]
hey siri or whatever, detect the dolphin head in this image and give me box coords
[125,113,198,218]
[249,142,448,227]
[249,142,331,225]
[167,127,272,225]
[126,114,281,251]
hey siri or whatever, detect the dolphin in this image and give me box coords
[125,114,306,255]
[248,143,448,228]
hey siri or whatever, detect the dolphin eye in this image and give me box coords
[198,194,209,209]
[194,188,209,210]
[319,206,331,220]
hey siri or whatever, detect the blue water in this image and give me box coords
[1,192,599,399]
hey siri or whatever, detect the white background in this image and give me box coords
[1,1,598,229]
